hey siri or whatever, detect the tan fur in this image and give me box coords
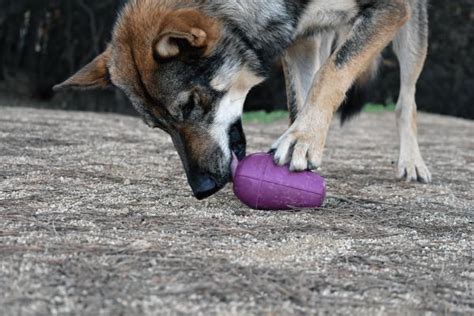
[98,4,220,121]
[53,48,111,90]
[56,0,220,110]
[274,1,411,171]
[282,37,321,123]
[155,9,220,58]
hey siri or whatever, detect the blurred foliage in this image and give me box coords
[0,0,472,118]
[0,0,133,114]
[242,111,289,124]
[364,104,396,113]
[243,104,395,125]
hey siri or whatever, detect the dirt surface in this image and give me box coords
[0,106,473,315]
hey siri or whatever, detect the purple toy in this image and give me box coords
[231,153,326,210]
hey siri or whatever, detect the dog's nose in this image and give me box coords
[191,174,220,200]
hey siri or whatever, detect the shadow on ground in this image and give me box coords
[0,107,473,315]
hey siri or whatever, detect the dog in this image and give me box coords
[55,0,431,200]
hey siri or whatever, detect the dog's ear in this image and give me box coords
[53,48,111,91]
[155,9,219,59]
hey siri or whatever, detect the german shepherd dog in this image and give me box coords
[55,0,431,199]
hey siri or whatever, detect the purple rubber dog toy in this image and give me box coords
[231,153,326,210]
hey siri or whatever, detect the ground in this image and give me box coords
[0,106,473,315]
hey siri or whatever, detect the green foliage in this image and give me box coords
[242,104,395,124]
[364,103,396,113]
[242,111,288,124]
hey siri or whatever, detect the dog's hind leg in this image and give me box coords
[392,1,431,183]
[282,33,334,124]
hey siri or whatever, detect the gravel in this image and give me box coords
[0,106,473,315]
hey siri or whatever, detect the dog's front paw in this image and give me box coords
[397,155,432,183]
[271,125,324,171]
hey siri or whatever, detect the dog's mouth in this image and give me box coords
[183,119,246,200]
[229,119,247,162]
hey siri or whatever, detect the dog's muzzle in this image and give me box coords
[190,119,246,200]
[181,119,247,200]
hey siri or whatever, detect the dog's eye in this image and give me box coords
[182,95,197,120]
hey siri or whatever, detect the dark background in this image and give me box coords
[0,0,472,119]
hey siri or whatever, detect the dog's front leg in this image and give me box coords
[282,34,335,124]
[273,1,411,171]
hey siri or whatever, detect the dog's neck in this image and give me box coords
[197,0,358,76]
[196,1,304,75]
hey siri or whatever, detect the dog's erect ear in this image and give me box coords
[53,48,111,91]
[155,9,220,59]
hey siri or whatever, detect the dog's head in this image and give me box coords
[55,2,263,199]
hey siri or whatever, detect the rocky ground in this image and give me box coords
[0,106,473,315]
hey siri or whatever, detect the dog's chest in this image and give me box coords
[296,0,359,34]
